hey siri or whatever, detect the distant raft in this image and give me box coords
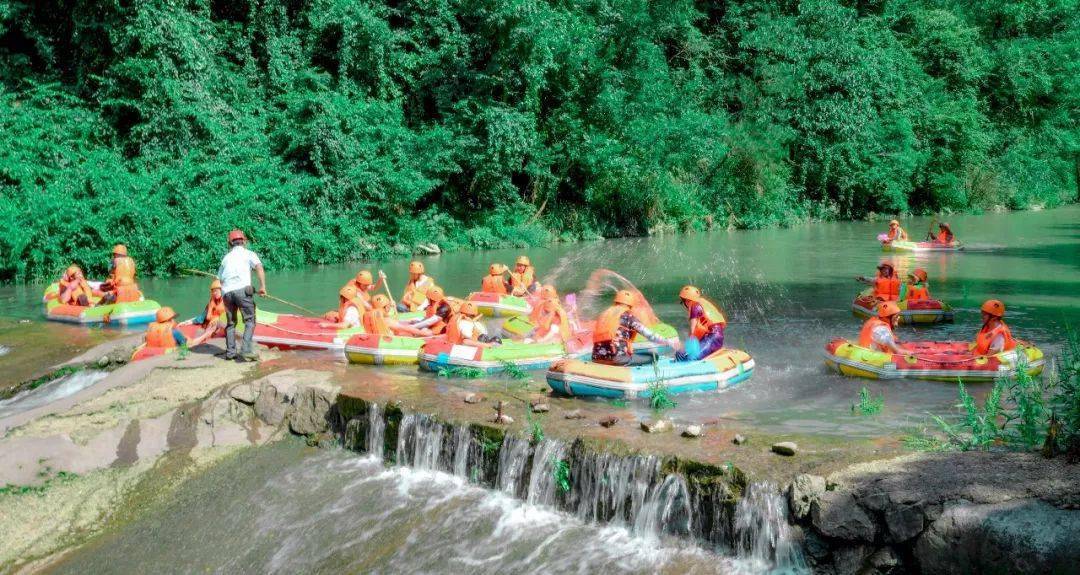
[546,349,755,399]
[42,282,160,326]
[344,333,429,365]
[823,339,1044,382]
[881,239,962,253]
[851,290,954,324]
[464,292,532,317]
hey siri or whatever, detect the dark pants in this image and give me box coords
[596,351,658,367]
[224,288,256,355]
[676,326,725,362]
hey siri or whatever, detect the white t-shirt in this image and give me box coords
[458,319,487,340]
[871,325,896,349]
[217,246,263,294]
[342,306,361,328]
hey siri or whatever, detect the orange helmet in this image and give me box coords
[459,301,480,317]
[981,299,1005,317]
[112,244,128,256]
[489,263,504,275]
[427,286,445,302]
[65,265,81,277]
[877,260,894,271]
[340,285,358,299]
[209,279,222,291]
[889,219,899,227]
[877,301,901,319]
[939,222,951,230]
[355,270,373,286]
[156,306,177,323]
[228,229,246,243]
[372,294,390,309]
[910,268,928,283]
[516,255,531,267]
[678,285,702,301]
[409,261,425,274]
[614,290,636,307]
[540,284,558,301]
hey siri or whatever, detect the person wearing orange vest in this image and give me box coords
[325,270,383,321]
[857,261,901,302]
[900,268,931,302]
[97,244,142,305]
[364,294,432,337]
[320,285,366,329]
[406,286,454,335]
[399,261,435,312]
[972,299,1017,356]
[446,302,501,347]
[186,279,227,348]
[509,256,540,297]
[675,285,727,361]
[525,285,571,344]
[857,301,907,353]
[930,222,956,244]
[58,265,93,306]
[592,290,679,366]
[481,264,509,295]
[144,307,187,350]
[884,220,908,242]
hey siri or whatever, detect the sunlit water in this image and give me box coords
[2,207,1078,436]
[48,441,781,575]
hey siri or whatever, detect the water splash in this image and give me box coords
[496,435,531,496]
[0,344,9,357]
[366,403,385,458]
[0,370,108,420]
[579,268,660,325]
[734,482,806,571]
[525,438,567,507]
[395,413,446,471]
[634,473,694,539]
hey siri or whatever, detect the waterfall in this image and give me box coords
[450,425,474,479]
[495,434,531,496]
[366,403,385,458]
[734,482,806,571]
[524,438,567,506]
[634,473,693,538]
[567,451,661,526]
[395,413,446,471]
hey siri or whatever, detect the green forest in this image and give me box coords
[1,0,1077,281]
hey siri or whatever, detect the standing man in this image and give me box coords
[217,229,267,361]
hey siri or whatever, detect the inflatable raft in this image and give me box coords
[465,292,532,317]
[851,290,954,324]
[501,316,679,348]
[344,333,429,365]
[130,323,207,362]
[546,349,755,399]
[882,240,962,253]
[248,309,364,351]
[418,334,593,373]
[823,339,1044,382]
[42,282,160,326]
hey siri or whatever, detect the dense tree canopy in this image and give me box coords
[1,0,1077,281]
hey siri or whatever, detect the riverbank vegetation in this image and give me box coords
[1,0,1077,281]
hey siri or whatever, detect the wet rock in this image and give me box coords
[493,414,514,425]
[97,355,111,368]
[867,547,901,574]
[830,544,873,575]
[772,441,798,456]
[463,393,483,404]
[915,499,1080,574]
[732,434,747,445]
[252,373,301,426]
[640,419,672,433]
[599,416,619,428]
[884,502,926,543]
[229,383,258,405]
[288,384,338,436]
[682,425,703,438]
[789,474,826,520]
[530,402,550,413]
[107,349,129,365]
[415,243,441,255]
[563,409,584,419]
[811,491,877,542]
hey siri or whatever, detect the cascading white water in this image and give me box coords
[569,452,661,526]
[451,425,474,479]
[524,438,567,506]
[734,482,806,572]
[366,402,385,458]
[0,369,107,420]
[633,473,693,539]
[395,413,446,471]
[495,435,531,496]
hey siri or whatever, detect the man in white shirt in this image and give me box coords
[217,229,267,361]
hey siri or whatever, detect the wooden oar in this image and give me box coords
[379,270,397,309]
[925,215,938,241]
[179,268,317,316]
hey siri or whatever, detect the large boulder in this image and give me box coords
[811,491,877,542]
[915,498,1080,574]
[789,474,826,520]
[288,383,338,436]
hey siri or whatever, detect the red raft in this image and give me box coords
[824,339,1044,382]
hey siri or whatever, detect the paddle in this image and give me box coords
[378,270,397,310]
[925,215,938,242]
[179,268,317,316]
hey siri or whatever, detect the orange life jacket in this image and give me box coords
[594,305,635,348]
[973,322,1017,355]
[481,274,508,295]
[362,308,392,336]
[203,297,226,326]
[145,321,178,349]
[509,267,535,296]
[445,313,481,345]
[111,256,137,287]
[936,230,954,244]
[424,300,451,335]
[905,283,929,302]
[60,277,93,305]
[873,275,901,301]
[887,227,907,241]
[858,317,893,352]
[688,298,727,340]
[534,301,571,341]
[402,276,432,310]
[336,298,364,326]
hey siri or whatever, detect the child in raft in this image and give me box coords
[899,268,931,302]
[521,285,571,344]
[929,222,956,245]
[446,302,502,347]
[856,261,901,302]
[674,285,727,361]
[364,295,432,337]
[592,290,679,366]
[57,265,93,306]
[883,219,908,242]
[480,264,510,295]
